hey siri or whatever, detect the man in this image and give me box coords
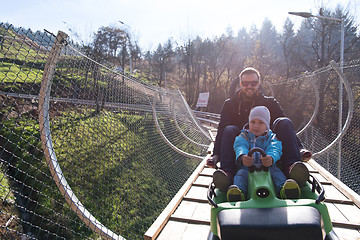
[209,67,310,192]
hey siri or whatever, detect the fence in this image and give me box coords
[258,60,360,196]
[1,23,360,239]
[0,25,211,239]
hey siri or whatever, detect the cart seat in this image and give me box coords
[217,206,323,240]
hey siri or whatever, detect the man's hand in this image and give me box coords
[207,155,219,168]
[300,149,312,162]
[242,155,254,167]
[260,155,273,167]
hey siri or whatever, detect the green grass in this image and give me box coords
[0,171,15,203]
[0,26,47,93]
[0,113,95,239]
[0,25,203,239]
[0,62,43,84]
[50,109,199,239]
[0,105,200,239]
[0,27,47,62]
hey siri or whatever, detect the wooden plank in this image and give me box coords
[199,172,213,177]
[194,175,212,186]
[191,201,211,222]
[326,199,354,205]
[179,222,211,240]
[172,200,198,220]
[185,186,207,202]
[333,226,360,240]
[205,127,217,142]
[325,202,360,239]
[304,162,316,172]
[183,196,208,203]
[333,203,360,223]
[192,183,209,188]
[321,181,333,185]
[323,185,349,201]
[326,202,350,222]
[311,172,329,183]
[185,186,208,201]
[201,167,216,176]
[332,220,360,228]
[170,216,210,225]
[144,154,210,240]
[156,220,188,240]
[172,200,211,223]
[308,159,360,208]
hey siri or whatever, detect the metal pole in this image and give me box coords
[288,12,346,179]
[338,19,345,179]
[119,20,132,75]
[129,43,132,74]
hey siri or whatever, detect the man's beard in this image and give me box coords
[242,88,257,98]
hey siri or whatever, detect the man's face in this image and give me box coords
[240,73,259,98]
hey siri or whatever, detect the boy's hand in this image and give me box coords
[260,155,273,167]
[242,155,254,167]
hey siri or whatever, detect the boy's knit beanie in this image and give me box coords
[249,106,271,129]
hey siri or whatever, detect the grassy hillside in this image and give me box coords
[0,25,204,239]
[0,102,200,239]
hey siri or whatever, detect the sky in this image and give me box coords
[1,0,359,51]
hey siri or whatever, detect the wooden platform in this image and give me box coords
[144,125,360,240]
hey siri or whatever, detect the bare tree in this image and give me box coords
[149,39,174,87]
[279,18,297,79]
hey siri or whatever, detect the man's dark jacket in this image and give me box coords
[213,90,285,156]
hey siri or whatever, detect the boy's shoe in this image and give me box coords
[288,162,309,187]
[280,179,301,199]
[227,185,245,202]
[300,149,312,162]
[213,169,233,192]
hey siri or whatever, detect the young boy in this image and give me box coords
[227,106,301,201]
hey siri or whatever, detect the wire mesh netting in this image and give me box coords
[0,25,211,239]
[1,23,360,240]
[261,60,360,195]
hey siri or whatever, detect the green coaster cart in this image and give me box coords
[207,148,339,240]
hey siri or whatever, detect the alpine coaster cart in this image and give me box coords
[207,148,339,240]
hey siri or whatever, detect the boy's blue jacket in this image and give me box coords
[233,128,282,166]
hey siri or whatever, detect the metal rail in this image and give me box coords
[152,98,204,160]
[178,90,212,140]
[38,31,123,240]
[296,73,320,136]
[313,61,354,157]
[172,105,210,148]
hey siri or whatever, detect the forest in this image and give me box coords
[2,6,359,113]
[1,3,360,239]
[75,5,360,113]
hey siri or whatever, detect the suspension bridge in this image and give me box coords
[0,26,360,240]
